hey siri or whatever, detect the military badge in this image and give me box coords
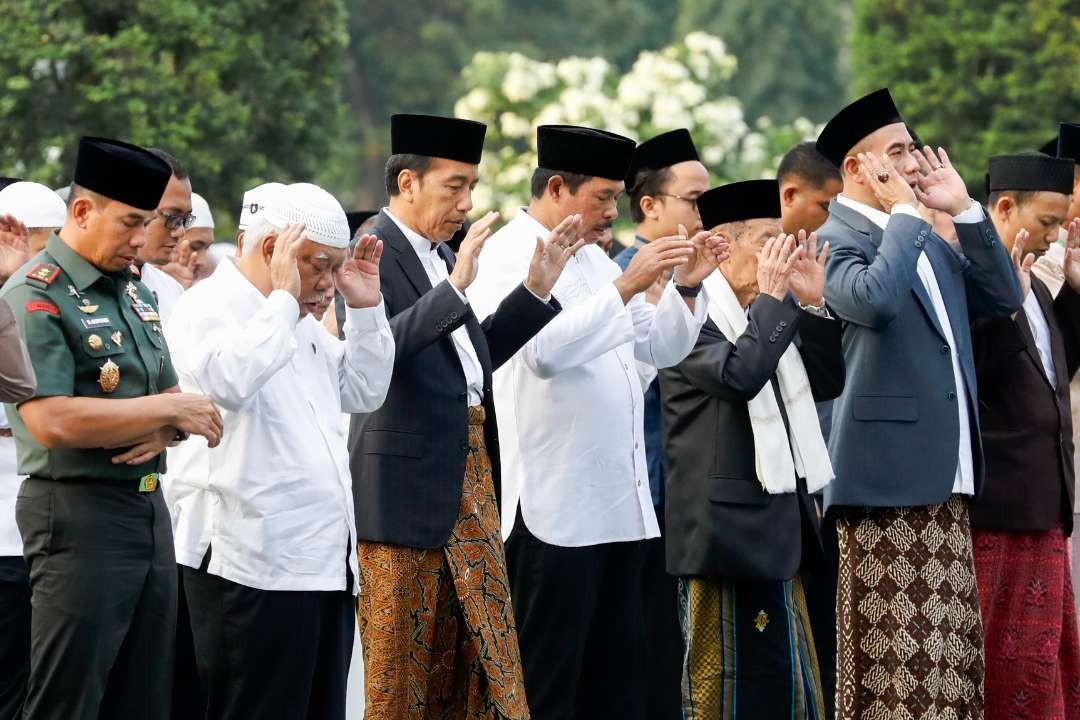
[98,359,120,393]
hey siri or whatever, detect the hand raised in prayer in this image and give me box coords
[1011,228,1035,300]
[756,233,802,303]
[269,223,305,300]
[162,240,196,289]
[674,224,727,288]
[644,269,672,306]
[858,152,916,213]
[787,230,830,306]
[336,234,383,309]
[614,232,694,304]
[1062,218,1080,293]
[449,211,499,293]
[912,146,971,216]
[0,214,30,282]
[524,213,584,299]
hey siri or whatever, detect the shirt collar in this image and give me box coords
[634,235,649,249]
[382,207,439,257]
[515,207,550,235]
[45,233,111,291]
[835,193,891,230]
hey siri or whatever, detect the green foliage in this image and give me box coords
[851,0,1080,193]
[0,0,348,231]
[675,0,849,124]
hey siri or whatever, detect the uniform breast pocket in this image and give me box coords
[78,330,127,359]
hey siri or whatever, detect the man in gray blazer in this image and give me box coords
[815,88,1022,720]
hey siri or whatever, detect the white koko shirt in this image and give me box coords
[836,193,982,495]
[0,407,20,557]
[164,257,394,592]
[468,208,708,546]
[138,263,185,323]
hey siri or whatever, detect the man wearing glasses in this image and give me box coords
[134,148,195,323]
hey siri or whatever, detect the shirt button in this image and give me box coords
[914,240,924,248]
[637,480,642,487]
[779,321,788,328]
[624,363,630,371]
[948,391,957,401]
[634,442,639,450]
[940,345,949,355]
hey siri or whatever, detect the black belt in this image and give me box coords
[27,473,161,493]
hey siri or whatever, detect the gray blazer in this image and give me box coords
[820,200,1022,510]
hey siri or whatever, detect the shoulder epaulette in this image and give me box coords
[25,263,60,289]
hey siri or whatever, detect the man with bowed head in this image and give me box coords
[816,88,1022,719]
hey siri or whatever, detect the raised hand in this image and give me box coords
[524,213,584,298]
[269,223,305,299]
[913,146,971,216]
[1011,228,1035,299]
[674,224,726,288]
[162,240,196,289]
[644,269,672,305]
[335,234,384,309]
[448,211,500,292]
[0,214,30,282]
[756,233,802,302]
[787,230,830,306]
[613,233,694,304]
[858,152,916,213]
[1062,218,1080,293]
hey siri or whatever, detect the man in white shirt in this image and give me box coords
[0,181,67,254]
[816,88,1022,720]
[165,182,394,720]
[135,149,194,322]
[468,125,720,720]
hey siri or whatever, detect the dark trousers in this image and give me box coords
[183,562,355,720]
[641,507,683,720]
[16,479,177,720]
[803,501,838,720]
[171,567,207,720]
[0,558,30,720]
[505,512,648,720]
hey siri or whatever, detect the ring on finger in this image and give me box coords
[936,164,944,170]
[876,170,891,183]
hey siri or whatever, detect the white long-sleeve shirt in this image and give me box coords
[138,263,185,323]
[164,257,394,592]
[468,208,708,546]
[0,407,20,557]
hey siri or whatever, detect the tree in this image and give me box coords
[675,0,849,125]
[851,0,1080,194]
[0,0,348,231]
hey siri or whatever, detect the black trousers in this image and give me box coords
[505,512,648,720]
[802,498,839,720]
[640,507,683,720]
[171,567,207,720]
[183,562,354,720]
[16,479,177,720]
[0,558,30,720]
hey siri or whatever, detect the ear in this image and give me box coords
[639,194,657,220]
[546,174,566,201]
[260,233,278,265]
[993,195,1015,221]
[780,183,798,207]
[842,155,862,184]
[70,196,94,228]
[397,169,416,200]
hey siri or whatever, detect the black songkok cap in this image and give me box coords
[816,88,904,168]
[537,125,636,182]
[698,179,781,230]
[1057,123,1080,163]
[625,129,700,186]
[988,153,1075,195]
[73,136,171,211]
[0,177,22,191]
[1039,137,1059,156]
[390,114,486,165]
[346,210,378,238]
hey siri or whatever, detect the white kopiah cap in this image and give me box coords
[262,182,350,249]
[190,192,214,229]
[0,181,67,228]
[237,181,285,231]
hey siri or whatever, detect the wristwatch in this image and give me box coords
[798,299,831,318]
[675,282,702,298]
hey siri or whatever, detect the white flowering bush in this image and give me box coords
[453,33,819,220]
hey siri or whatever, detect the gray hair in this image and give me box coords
[239,214,282,257]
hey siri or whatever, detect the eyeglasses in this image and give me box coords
[656,193,700,209]
[145,210,196,231]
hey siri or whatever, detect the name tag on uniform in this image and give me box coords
[131,301,160,323]
[80,316,113,329]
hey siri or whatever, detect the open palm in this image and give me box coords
[336,234,383,309]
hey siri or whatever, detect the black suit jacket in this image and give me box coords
[659,294,845,581]
[971,277,1080,533]
[348,211,560,549]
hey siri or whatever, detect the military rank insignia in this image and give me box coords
[26,263,60,285]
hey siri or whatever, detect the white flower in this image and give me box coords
[741,132,768,166]
[500,112,532,139]
[651,95,692,131]
[454,88,493,120]
[672,80,706,107]
[44,145,62,163]
[616,74,652,110]
[471,184,495,214]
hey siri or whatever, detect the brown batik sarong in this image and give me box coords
[835,496,984,720]
[357,406,529,720]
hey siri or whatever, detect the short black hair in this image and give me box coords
[627,166,673,224]
[777,141,841,188]
[987,189,1038,208]
[385,154,434,197]
[530,168,590,199]
[146,148,188,179]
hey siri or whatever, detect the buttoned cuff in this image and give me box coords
[343,297,388,332]
[891,203,920,219]
[449,282,469,305]
[951,200,984,224]
[266,290,301,327]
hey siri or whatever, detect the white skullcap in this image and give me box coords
[237,181,285,231]
[262,182,350,249]
[190,192,214,229]
[0,182,67,228]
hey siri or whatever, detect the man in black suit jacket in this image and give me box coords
[346,114,582,720]
[971,152,1080,718]
[661,180,844,718]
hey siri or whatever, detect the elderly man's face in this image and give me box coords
[716,217,782,307]
[409,158,479,242]
[183,228,215,280]
[554,177,623,245]
[139,174,193,265]
[295,238,347,320]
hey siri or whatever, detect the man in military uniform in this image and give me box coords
[0,136,224,720]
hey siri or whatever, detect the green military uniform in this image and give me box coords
[1,234,178,720]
